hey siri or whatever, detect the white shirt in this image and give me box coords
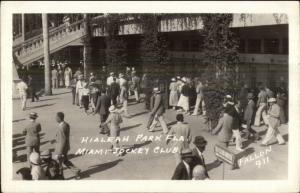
[182,160,190,178]
[17,81,28,95]
[107,76,114,86]
[196,148,205,163]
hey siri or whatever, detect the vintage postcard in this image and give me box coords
[1,1,300,193]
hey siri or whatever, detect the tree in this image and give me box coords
[201,14,240,129]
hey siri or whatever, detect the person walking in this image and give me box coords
[146,87,168,134]
[58,67,64,88]
[131,71,141,103]
[106,72,115,86]
[243,93,260,140]
[23,112,41,165]
[141,73,152,110]
[81,82,90,114]
[118,73,130,117]
[101,105,123,156]
[89,78,99,113]
[51,67,58,89]
[168,114,192,165]
[27,75,39,102]
[70,78,77,105]
[109,78,120,106]
[52,112,81,179]
[254,86,268,126]
[261,98,285,146]
[169,78,179,110]
[94,89,111,134]
[177,77,190,114]
[40,150,62,180]
[76,75,85,108]
[192,78,205,116]
[17,77,28,111]
[191,136,209,178]
[171,148,195,180]
[276,91,287,124]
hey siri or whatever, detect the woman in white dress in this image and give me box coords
[177,77,190,114]
[64,67,72,88]
[169,78,179,110]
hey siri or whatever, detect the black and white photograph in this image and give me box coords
[1,1,300,193]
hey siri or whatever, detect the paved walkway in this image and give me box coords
[12,88,288,180]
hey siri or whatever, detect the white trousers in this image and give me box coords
[262,124,285,145]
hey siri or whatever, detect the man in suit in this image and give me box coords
[94,89,111,134]
[141,73,152,110]
[51,67,58,89]
[146,87,168,134]
[109,78,120,106]
[243,93,260,141]
[52,112,81,179]
[23,112,41,165]
[192,136,209,179]
[168,114,192,165]
[171,148,195,180]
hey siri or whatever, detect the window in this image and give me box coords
[238,39,246,53]
[248,39,261,53]
[264,39,279,54]
[282,38,288,54]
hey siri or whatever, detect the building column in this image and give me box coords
[83,14,92,78]
[278,38,283,54]
[42,14,52,95]
[21,14,25,41]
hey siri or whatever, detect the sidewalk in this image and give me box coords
[12,88,288,180]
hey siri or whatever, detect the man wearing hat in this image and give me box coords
[76,74,86,108]
[146,87,168,134]
[119,73,130,117]
[171,148,195,180]
[23,112,41,165]
[29,152,46,180]
[94,89,111,134]
[131,70,141,103]
[53,112,81,179]
[261,98,285,146]
[40,150,62,180]
[192,78,206,116]
[51,67,58,89]
[192,136,209,178]
[243,93,260,140]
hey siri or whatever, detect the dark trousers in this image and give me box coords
[58,152,80,178]
[111,95,118,106]
[29,87,39,102]
[81,95,89,110]
[144,89,152,110]
[71,88,76,105]
[99,113,109,133]
[244,119,259,139]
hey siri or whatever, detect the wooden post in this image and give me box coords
[42,14,52,95]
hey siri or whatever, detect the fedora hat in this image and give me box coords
[109,105,118,113]
[247,93,254,99]
[181,148,193,158]
[193,136,207,147]
[268,98,277,103]
[29,112,38,119]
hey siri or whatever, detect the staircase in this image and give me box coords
[13,19,86,66]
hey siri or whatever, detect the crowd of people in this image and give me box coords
[16,64,288,180]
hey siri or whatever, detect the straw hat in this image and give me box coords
[268,98,277,103]
[109,105,118,113]
[180,148,193,158]
[29,152,41,165]
[40,150,51,159]
[29,112,38,119]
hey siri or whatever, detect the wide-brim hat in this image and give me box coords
[181,77,187,82]
[181,148,193,158]
[193,136,207,147]
[109,105,118,113]
[247,93,254,99]
[40,150,51,159]
[29,112,38,119]
[29,152,41,165]
[171,78,176,82]
[268,98,277,103]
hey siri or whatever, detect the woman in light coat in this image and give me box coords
[169,78,179,110]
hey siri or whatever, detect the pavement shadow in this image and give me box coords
[283,134,288,142]
[28,104,55,109]
[78,159,123,179]
[68,153,83,160]
[120,141,152,156]
[51,91,71,96]
[167,121,177,127]
[38,98,60,102]
[120,123,142,131]
[13,118,26,123]
[236,147,255,160]
[130,111,149,117]
[13,133,24,138]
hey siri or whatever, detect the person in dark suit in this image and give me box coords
[27,74,39,102]
[171,148,195,180]
[52,112,80,179]
[109,78,120,106]
[141,73,152,110]
[243,93,260,140]
[192,136,209,179]
[94,89,111,134]
[23,112,41,165]
[146,87,168,134]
